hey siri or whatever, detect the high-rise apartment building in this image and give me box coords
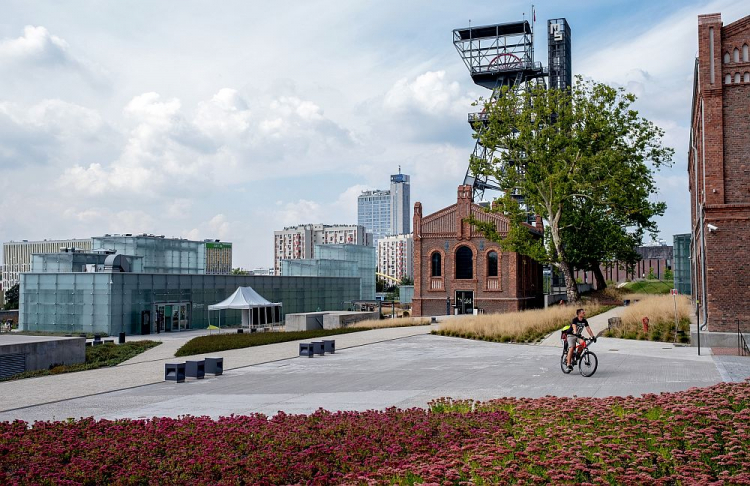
[357,190,391,244]
[2,239,93,289]
[357,170,411,245]
[377,234,413,282]
[273,224,371,275]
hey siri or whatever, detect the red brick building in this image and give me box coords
[412,186,543,316]
[689,13,750,332]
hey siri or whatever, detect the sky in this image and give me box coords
[0,0,746,269]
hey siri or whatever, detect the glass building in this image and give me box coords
[673,234,692,296]
[357,190,391,245]
[281,244,376,300]
[92,235,207,274]
[20,273,360,335]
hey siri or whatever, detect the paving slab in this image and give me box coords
[0,325,433,413]
[0,333,732,423]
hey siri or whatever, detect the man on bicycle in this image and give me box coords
[566,308,595,371]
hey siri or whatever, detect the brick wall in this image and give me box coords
[690,13,750,332]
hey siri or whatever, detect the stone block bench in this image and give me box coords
[205,357,223,375]
[186,360,205,379]
[299,343,314,357]
[322,339,335,354]
[165,362,186,383]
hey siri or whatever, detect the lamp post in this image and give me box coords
[446,295,450,316]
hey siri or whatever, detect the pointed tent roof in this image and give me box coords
[208,286,280,310]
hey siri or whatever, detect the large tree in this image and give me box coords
[3,283,19,310]
[470,77,672,302]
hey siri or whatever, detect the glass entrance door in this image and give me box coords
[155,303,190,332]
[455,291,474,315]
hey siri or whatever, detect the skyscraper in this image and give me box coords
[390,171,410,235]
[357,169,411,246]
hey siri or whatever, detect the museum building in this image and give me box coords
[412,186,544,317]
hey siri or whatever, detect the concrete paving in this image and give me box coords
[1,332,740,423]
[0,325,433,413]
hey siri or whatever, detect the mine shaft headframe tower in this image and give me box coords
[548,18,572,91]
[453,20,546,201]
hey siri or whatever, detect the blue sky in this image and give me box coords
[0,0,746,269]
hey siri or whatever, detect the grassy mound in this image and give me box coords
[622,279,674,294]
[1,340,160,381]
[175,327,370,357]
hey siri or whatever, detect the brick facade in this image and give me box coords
[689,13,750,332]
[412,186,543,317]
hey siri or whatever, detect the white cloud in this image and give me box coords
[0,25,73,66]
[384,70,470,116]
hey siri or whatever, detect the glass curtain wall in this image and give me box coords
[20,273,360,335]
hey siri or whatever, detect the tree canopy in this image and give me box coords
[470,77,672,302]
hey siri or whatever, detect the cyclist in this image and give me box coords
[566,308,596,371]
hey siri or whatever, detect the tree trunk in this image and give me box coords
[592,264,607,290]
[560,261,581,303]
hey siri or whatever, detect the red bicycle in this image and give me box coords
[561,336,598,377]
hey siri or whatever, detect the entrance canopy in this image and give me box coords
[208,287,282,329]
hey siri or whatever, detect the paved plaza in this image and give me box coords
[2,326,747,423]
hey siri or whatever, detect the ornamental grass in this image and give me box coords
[350,317,432,329]
[434,303,606,343]
[0,381,748,484]
[605,294,692,343]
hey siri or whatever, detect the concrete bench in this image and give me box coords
[165,362,186,382]
[205,357,223,375]
[185,360,205,379]
[311,341,325,356]
[299,343,314,357]
[322,340,335,354]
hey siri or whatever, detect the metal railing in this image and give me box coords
[739,319,750,357]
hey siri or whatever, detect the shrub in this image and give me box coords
[1,341,160,381]
[175,328,370,357]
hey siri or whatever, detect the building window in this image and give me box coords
[744,44,749,62]
[734,48,740,63]
[736,73,741,84]
[745,72,750,83]
[431,252,442,277]
[487,251,498,277]
[724,52,730,64]
[726,74,732,84]
[455,246,473,279]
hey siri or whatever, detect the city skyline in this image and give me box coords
[0,0,746,269]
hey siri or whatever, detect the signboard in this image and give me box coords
[205,242,232,249]
[671,289,678,296]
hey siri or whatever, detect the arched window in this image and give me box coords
[734,48,740,63]
[745,72,750,83]
[487,251,498,277]
[431,252,441,277]
[726,74,732,84]
[724,52,731,64]
[736,73,741,84]
[744,44,749,62]
[455,246,473,279]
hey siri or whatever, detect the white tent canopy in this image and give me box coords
[208,287,282,329]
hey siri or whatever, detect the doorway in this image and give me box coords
[155,303,190,332]
[455,291,474,315]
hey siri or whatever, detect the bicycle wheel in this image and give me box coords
[579,351,598,377]
[560,353,572,374]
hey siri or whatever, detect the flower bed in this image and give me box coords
[1,381,748,484]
